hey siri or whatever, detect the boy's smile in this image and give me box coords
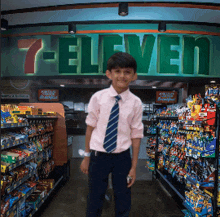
[106,67,137,94]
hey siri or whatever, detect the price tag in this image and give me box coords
[7,143,10,147]
[8,188,11,192]
[192,121,195,125]
[196,183,200,188]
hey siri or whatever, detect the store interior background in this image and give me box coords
[1,0,220,159]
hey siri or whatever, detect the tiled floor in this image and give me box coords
[38,158,184,217]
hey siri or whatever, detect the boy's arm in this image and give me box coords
[131,138,141,170]
[80,125,94,175]
[85,125,94,153]
[127,138,141,188]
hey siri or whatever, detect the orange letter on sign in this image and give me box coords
[18,39,42,74]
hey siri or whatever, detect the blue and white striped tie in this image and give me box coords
[103,95,121,153]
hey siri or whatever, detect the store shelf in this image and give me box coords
[28,132,54,141]
[178,120,203,125]
[26,115,58,119]
[1,153,37,173]
[156,116,179,120]
[1,137,29,150]
[156,169,185,201]
[183,201,211,217]
[4,186,37,217]
[144,133,156,136]
[28,175,63,217]
[1,123,29,129]
[5,169,37,194]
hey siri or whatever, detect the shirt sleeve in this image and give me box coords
[85,93,99,128]
[130,99,144,139]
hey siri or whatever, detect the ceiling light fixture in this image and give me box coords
[118,2,128,16]
[68,23,76,34]
[210,80,216,83]
[152,86,157,89]
[1,18,8,31]
[158,22,166,32]
[60,84,65,87]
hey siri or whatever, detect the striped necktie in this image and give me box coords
[103,95,121,153]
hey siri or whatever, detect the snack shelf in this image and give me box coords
[26,115,58,119]
[1,123,29,129]
[178,120,203,125]
[28,132,54,141]
[1,137,29,150]
[4,186,37,217]
[5,169,37,194]
[1,153,37,173]
[156,169,185,201]
[144,133,156,136]
[28,175,64,217]
[156,116,179,120]
[183,201,212,217]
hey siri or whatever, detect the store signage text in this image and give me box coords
[38,89,59,101]
[58,35,210,75]
[18,34,210,76]
[156,91,178,104]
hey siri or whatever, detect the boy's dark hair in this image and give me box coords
[107,52,137,73]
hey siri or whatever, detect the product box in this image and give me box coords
[1,162,10,173]
[12,106,32,115]
[38,179,54,189]
[26,194,41,210]
[1,151,19,164]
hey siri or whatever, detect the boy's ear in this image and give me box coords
[132,73,138,81]
[106,70,112,80]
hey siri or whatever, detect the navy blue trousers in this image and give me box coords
[86,149,131,217]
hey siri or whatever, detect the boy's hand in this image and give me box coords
[127,168,136,188]
[80,157,90,175]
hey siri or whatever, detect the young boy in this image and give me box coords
[80,52,144,217]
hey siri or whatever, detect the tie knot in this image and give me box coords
[115,95,121,102]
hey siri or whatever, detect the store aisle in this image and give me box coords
[38,159,184,217]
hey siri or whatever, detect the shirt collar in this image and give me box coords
[109,85,130,102]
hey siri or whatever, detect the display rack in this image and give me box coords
[1,103,68,217]
[154,103,219,216]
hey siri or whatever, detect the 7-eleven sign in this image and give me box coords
[18,39,42,74]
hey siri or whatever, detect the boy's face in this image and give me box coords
[106,67,137,91]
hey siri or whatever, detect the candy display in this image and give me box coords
[150,92,219,217]
[205,84,220,108]
[1,104,58,217]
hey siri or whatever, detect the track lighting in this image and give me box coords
[118,3,128,16]
[158,22,166,32]
[1,18,8,31]
[68,23,76,34]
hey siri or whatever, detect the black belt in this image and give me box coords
[91,149,129,156]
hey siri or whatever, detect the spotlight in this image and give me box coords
[118,2,128,16]
[60,84,65,87]
[1,18,8,31]
[152,86,157,89]
[158,22,166,32]
[210,80,216,83]
[68,23,76,34]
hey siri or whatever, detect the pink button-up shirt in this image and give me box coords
[85,85,144,153]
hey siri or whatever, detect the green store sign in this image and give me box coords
[1,33,219,78]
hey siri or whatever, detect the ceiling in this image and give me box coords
[2,0,220,11]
